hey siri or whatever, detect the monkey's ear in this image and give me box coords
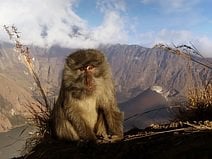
[66,57,75,68]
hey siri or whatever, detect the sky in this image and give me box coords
[0,0,212,57]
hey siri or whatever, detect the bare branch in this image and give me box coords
[3,25,50,110]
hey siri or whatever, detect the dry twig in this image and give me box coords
[3,25,50,110]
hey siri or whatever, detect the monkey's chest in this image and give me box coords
[78,98,98,130]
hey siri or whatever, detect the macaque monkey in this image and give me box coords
[52,49,123,142]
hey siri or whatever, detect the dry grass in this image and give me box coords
[188,84,212,109]
[153,43,212,70]
[176,84,212,122]
[4,25,53,152]
[154,43,212,123]
[4,25,50,110]
[22,102,52,154]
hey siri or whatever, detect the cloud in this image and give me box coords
[194,37,212,57]
[141,0,200,13]
[96,0,126,13]
[1,0,210,57]
[93,0,128,44]
[92,11,128,44]
[139,29,212,57]
[0,0,128,48]
[138,29,192,46]
[0,0,87,47]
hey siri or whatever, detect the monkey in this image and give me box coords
[51,49,124,142]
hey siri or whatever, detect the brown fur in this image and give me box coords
[51,49,123,142]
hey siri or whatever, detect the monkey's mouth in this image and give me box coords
[85,84,96,94]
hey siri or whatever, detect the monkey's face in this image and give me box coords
[63,49,108,98]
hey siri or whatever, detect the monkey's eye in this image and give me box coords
[79,67,84,71]
[86,65,94,71]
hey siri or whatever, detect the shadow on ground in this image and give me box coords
[13,126,212,159]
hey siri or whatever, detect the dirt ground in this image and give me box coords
[12,126,212,159]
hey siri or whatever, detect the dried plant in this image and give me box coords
[4,25,50,110]
[177,84,212,122]
[21,102,52,154]
[153,43,212,70]
[188,84,212,108]
[3,25,53,150]
[154,43,212,126]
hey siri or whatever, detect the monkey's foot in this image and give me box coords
[97,135,122,143]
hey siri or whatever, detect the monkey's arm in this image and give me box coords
[104,108,124,137]
[96,108,124,143]
[94,109,107,138]
[96,100,124,141]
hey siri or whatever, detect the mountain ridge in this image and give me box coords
[0,42,211,132]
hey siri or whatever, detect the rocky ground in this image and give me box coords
[12,123,212,159]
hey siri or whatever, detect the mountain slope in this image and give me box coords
[99,44,212,101]
[120,88,175,131]
[0,73,36,131]
[0,42,211,132]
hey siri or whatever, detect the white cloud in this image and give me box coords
[194,37,212,57]
[0,0,87,47]
[96,0,126,13]
[1,0,210,57]
[141,0,200,12]
[92,11,128,44]
[0,0,128,48]
[139,29,192,46]
[93,0,128,44]
[139,29,212,57]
